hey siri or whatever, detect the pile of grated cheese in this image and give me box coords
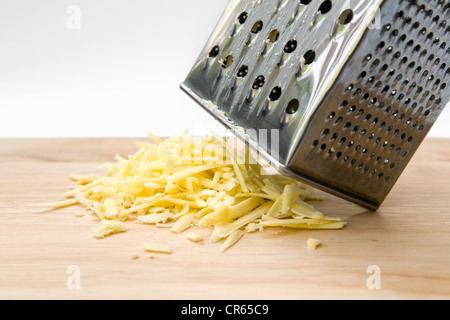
[45,131,346,252]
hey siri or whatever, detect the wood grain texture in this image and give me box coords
[0,137,449,300]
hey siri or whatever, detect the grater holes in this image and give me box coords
[346,83,354,91]
[208,46,220,58]
[406,39,414,48]
[326,112,335,121]
[318,1,332,14]
[251,20,263,34]
[347,105,356,114]
[370,58,381,69]
[385,46,394,55]
[338,9,354,25]
[237,65,248,78]
[364,54,372,63]
[352,88,362,97]
[284,39,297,54]
[321,128,330,137]
[399,56,408,68]
[285,99,299,114]
[432,14,440,25]
[432,37,441,46]
[269,86,282,101]
[355,109,364,117]
[391,29,400,38]
[300,0,312,5]
[339,100,349,109]
[419,27,428,36]
[252,75,265,90]
[330,132,339,142]
[303,50,316,65]
[237,12,248,25]
[419,49,428,59]
[222,55,234,68]
[374,80,383,89]
[268,29,280,43]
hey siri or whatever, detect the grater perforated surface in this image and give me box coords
[181,0,450,210]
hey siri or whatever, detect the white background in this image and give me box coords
[0,0,449,138]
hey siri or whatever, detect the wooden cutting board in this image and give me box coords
[1,137,449,300]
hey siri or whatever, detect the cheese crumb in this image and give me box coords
[186,232,204,243]
[143,242,173,254]
[307,238,321,250]
[91,220,128,238]
[130,252,139,260]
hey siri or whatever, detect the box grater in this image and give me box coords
[181,0,450,211]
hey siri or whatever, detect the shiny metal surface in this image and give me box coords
[182,0,450,210]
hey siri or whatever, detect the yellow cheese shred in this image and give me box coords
[44,131,346,252]
[221,230,245,252]
[186,232,204,243]
[143,242,173,254]
[307,238,321,250]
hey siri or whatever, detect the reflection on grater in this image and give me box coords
[181,0,450,210]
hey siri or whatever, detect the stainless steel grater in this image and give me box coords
[181,0,450,211]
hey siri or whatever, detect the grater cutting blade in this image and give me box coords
[181,0,450,210]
